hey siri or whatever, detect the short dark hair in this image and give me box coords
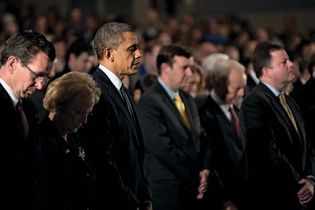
[134,74,157,94]
[251,42,283,78]
[93,22,134,60]
[156,45,192,75]
[65,39,94,63]
[0,30,56,66]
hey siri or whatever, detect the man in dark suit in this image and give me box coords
[198,59,247,210]
[240,42,315,210]
[79,22,151,210]
[0,30,55,208]
[138,45,210,210]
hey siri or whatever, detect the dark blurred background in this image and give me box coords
[1,0,315,32]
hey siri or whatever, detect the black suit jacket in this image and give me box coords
[198,95,246,208]
[240,82,313,210]
[0,83,38,209]
[36,116,93,210]
[137,82,210,210]
[79,69,149,210]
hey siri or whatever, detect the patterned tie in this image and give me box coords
[174,93,190,128]
[279,94,299,134]
[16,100,29,138]
[229,105,240,137]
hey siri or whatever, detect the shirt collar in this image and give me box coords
[261,81,281,97]
[99,64,123,90]
[157,77,177,100]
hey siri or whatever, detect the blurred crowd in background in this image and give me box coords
[1,1,315,133]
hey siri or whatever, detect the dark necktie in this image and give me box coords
[120,85,134,119]
[16,100,29,138]
[279,94,299,134]
[229,105,240,136]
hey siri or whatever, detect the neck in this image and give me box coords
[100,61,124,80]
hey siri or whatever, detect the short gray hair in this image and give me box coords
[93,22,134,60]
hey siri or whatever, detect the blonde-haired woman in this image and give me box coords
[37,71,100,210]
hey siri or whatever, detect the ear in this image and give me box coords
[160,63,170,74]
[69,53,76,61]
[104,48,114,62]
[262,66,269,76]
[7,56,19,74]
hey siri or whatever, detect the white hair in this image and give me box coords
[201,53,229,75]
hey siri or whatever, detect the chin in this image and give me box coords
[24,92,32,98]
[129,69,138,75]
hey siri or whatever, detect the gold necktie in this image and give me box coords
[174,93,190,128]
[279,94,299,134]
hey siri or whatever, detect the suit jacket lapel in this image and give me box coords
[121,85,144,143]
[258,83,302,145]
[179,91,193,129]
[156,83,191,132]
[94,69,141,148]
[286,96,306,145]
[207,96,245,151]
[0,83,25,139]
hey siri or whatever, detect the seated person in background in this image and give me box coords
[181,61,207,106]
[133,74,157,103]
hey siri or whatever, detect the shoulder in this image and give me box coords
[243,85,268,104]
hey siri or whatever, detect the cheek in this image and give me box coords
[77,117,86,125]
[65,115,78,129]
[225,93,233,103]
[226,90,237,101]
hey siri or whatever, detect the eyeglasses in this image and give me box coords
[18,57,49,81]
